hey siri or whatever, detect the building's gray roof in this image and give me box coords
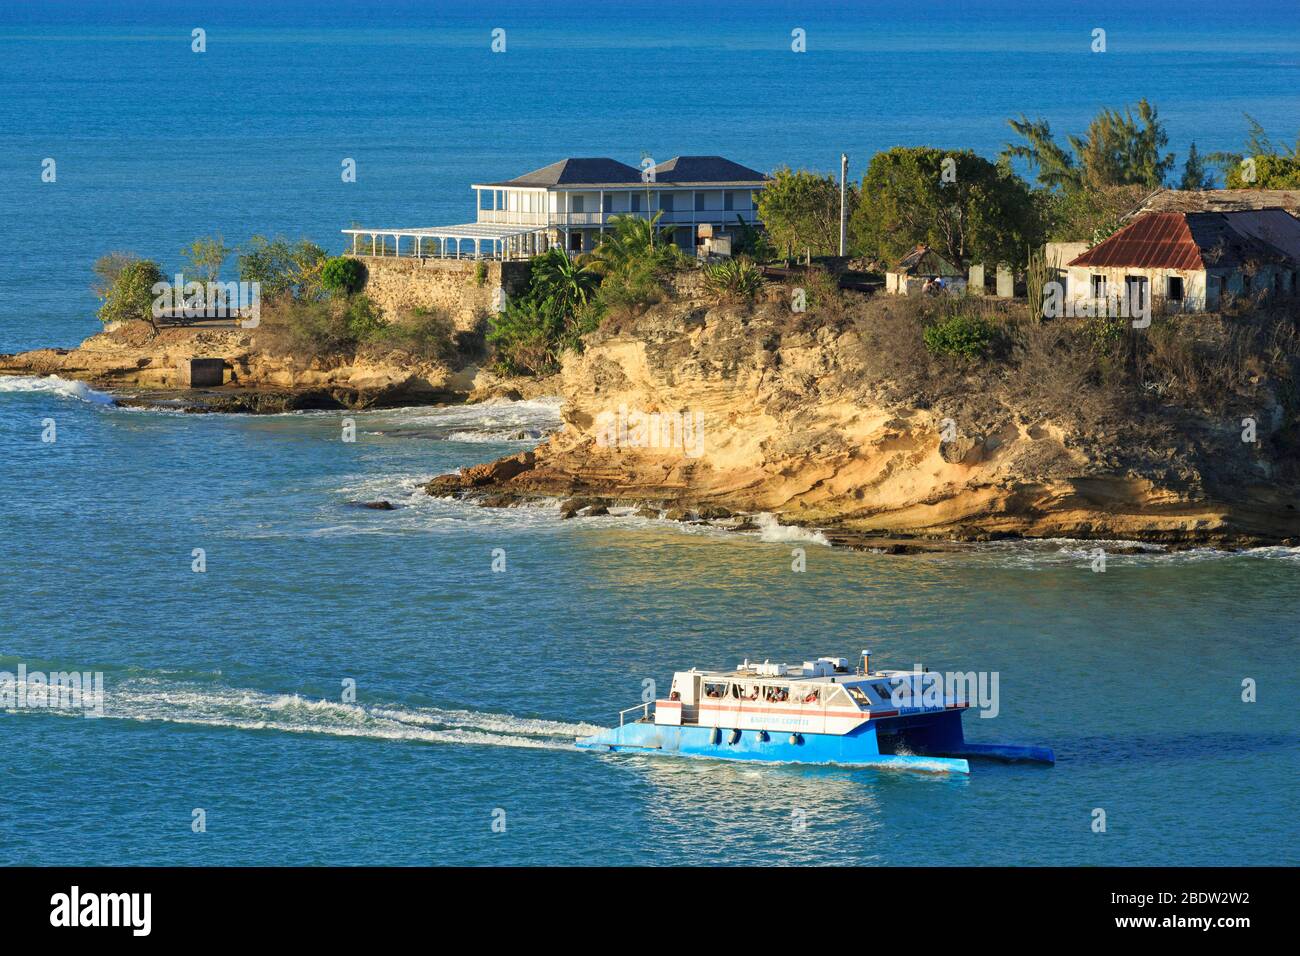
[651,156,769,185]
[479,155,769,189]
[484,157,643,188]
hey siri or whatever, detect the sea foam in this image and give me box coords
[0,375,115,406]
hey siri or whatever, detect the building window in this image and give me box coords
[694,193,705,212]
[1090,274,1106,299]
[724,191,734,212]
[630,193,642,212]
[1125,276,1148,314]
[602,193,612,213]
[1241,272,1251,294]
[660,192,674,212]
[1166,276,1183,301]
[571,195,584,213]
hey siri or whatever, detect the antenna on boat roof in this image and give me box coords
[861,649,871,676]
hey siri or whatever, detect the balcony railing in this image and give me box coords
[476,208,760,227]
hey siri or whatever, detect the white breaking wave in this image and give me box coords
[7,675,600,750]
[366,397,563,443]
[753,512,832,547]
[0,374,115,406]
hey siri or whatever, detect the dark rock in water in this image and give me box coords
[695,505,733,520]
[881,543,924,555]
[559,496,609,518]
[479,494,516,508]
[346,500,396,510]
[663,507,696,522]
[423,451,537,497]
[633,505,661,519]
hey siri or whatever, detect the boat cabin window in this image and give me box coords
[800,687,821,704]
[872,682,897,703]
[735,683,760,701]
[764,685,790,703]
[824,686,852,707]
[845,685,870,707]
[703,682,728,699]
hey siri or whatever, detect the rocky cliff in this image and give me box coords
[427,288,1300,548]
[0,321,538,411]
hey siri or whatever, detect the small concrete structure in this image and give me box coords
[967,263,985,294]
[995,266,1014,298]
[179,358,225,388]
[884,244,966,296]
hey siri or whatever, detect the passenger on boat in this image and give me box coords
[803,689,820,704]
[669,691,680,701]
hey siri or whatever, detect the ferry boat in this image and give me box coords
[576,651,1055,774]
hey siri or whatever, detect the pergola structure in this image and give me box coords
[341,223,549,261]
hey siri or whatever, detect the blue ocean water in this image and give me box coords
[1,1,1299,866]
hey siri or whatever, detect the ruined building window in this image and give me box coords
[1166,276,1183,301]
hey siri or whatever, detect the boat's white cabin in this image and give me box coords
[651,657,964,735]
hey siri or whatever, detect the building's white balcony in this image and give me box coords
[476,208,761,228]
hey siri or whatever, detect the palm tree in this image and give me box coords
[529,246,599,316]
[590,212,677,276]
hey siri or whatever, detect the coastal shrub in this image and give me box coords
[254,294,383,360]
[488,295,571,376]
[487,248,604,375]
[320,256,367,296]
[923,312,994,359]
[363,307,456,363]
[238,235,328,301]
[703,257,765,304]
[93,254,165,332]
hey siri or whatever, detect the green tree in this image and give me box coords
[1003,99,1174,190]
[93,254,165,332]
[237,236,328,300]
[851,147,1041,267]
[1178,142,1215,189]
[1209,117,1300,187]
[756,167,850,258]
[320,256,367,295]
[180,234,232,284]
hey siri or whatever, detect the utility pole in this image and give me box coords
[839,152,848,257]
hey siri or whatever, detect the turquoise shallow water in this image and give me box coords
[2,1,1299,866]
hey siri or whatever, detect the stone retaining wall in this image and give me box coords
[351,256,531,329]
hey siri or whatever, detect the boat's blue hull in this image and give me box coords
[575,718,972,774]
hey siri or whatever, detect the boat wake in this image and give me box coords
[6,674,600,751]
[0,374,116,406]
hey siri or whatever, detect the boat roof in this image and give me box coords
[684,665,924,684]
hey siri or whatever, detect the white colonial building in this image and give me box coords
[344,155,769,260]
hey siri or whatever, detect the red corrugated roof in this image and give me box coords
[1069,213,1204,270]
[1069,209,1300,270]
